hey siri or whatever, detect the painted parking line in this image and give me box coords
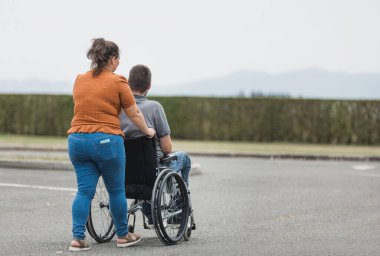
[0,182,77,192]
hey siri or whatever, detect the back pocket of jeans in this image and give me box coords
[95,139,117,161]
[68,137,85,161]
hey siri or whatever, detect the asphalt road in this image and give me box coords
[0,157,379,256]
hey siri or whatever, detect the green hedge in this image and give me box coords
[0,94,379,144]
[0,95,73,137]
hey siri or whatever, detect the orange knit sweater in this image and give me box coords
[67,70,135,136]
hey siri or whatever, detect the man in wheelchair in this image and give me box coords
[119,64,195,241]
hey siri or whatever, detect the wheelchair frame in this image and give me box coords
[85,137,195,245]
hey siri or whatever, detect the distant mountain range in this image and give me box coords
[150,69,380,99]
[0,80,71,95]
[1,68,380,99]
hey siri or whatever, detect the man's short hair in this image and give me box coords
[128,65,152,93]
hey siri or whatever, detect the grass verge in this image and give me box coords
[1,134,380,157]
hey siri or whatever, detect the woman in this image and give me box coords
[67,38,155,251]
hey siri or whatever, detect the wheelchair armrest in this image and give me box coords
[160,153,177,165]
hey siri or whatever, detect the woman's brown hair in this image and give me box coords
[87,38,119,77]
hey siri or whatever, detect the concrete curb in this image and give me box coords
[0,146,67,152]
[0,154,379,173]
[0,160,72,171]
[1,146,379,173]
[1,146,379,161]
[187,152,380,161]
[0,159,203,176]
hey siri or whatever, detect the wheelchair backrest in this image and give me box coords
[124,136,158,199]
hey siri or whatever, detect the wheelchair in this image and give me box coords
[86,136,195,245]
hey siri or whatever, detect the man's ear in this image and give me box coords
[147,84,151,90]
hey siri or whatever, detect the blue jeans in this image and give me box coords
[142,151,191,218]
[166,151,191,186]
[68,132,128,240]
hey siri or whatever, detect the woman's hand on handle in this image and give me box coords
[145,128,156,138]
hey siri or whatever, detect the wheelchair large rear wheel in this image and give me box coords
[86,177,116,243]
[152,170,190,245]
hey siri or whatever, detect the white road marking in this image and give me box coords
[0,182,77,192]
[351,165,376,171]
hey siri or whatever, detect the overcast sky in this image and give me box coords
[1,0,380,86]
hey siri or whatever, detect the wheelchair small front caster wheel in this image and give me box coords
[184,216,192,241]
[184,227,191,241]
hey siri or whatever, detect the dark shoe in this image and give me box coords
[144,215,154,229]
[147,215,153,225]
